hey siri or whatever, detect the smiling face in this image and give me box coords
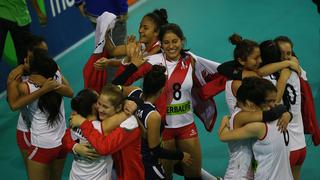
[239,47,262,71]
[96,94,119,120]
[161,32,183,61]
[139,16,158,45]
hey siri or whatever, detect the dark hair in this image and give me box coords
[30,49,62,127]
[229,34,259,63]
[26,35,47,52]
[144,8,168,32]
[143,65,166,98]
[274,35,296,57]
[71,89,98,118]
[274,36,293,47]
[159,23,188,57]
[259,40,282,65]
[29,49,56,77]
[237,77,277,106]
[101,84,124,109]
[260,40,293,110]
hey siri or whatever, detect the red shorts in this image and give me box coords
[290,147,307,167]
[16,129,31,150]
[27,145,67,164]
[162,122,198,141]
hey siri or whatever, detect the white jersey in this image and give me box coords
[148,53,194,128]
[17,76,30,132]
[141,41,160,56]
[17,114,29,132]
[69,121,113,180]
[26,71,66,148]
[285,72,306,151]
[264,72,306,151]
[225,80,237,115]
[18,71,63,132]
[253,120,293,180]
[224,108,254,180]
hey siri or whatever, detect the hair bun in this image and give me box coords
[158,8,168,21]
[229,33,243,45]
[153,8,168,26]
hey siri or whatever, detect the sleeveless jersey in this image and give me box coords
[69,121,113,180]
[17,76,31,132]
[224,108,254,180]
[18,71,63,131]
[225,80,237,115]
[130,89,165,166]
[253,120,293,180]
[25,71,66,148]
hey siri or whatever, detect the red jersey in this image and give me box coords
[83,50,109,93]
[78,120,145,180]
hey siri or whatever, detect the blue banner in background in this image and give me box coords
[28,0,94,57]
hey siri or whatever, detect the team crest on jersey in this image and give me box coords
[181,61,188,69]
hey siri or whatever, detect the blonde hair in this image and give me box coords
[100,84,124,109]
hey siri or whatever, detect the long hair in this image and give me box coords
[259,40,291,110]
[159,23,189,58]
[30,49,62,127]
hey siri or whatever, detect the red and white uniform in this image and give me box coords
[115,52,226,132]
[17,113,29,132]
[164,55,194,128]
[17,76,30,132]
[225,80,237,114]
[299,75,320,145]
[224,108,254,180]
[16,76,32,150]
[25,81,66,149]
[84,12,116,93]
[24,71,66,149]
[77,116,145,180]
[285,72,306,151]
[140,41,161,56]
[65,121,113,180]
[253,120,293,180]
